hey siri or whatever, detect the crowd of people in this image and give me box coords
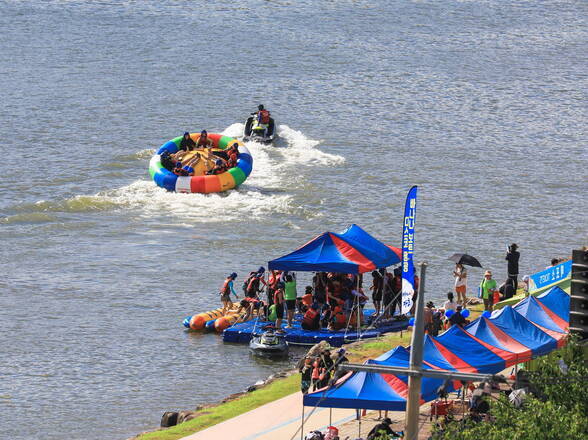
[299,347,346,394]
[217,267,411,333]
[216,243,531,338]
[159,129,240,177]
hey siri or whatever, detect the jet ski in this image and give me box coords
[249,325,288,357]
[243,115,276,144]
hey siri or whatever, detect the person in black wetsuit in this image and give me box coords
[506,243,520,290]
[179,132,196,151]
[499,278,516,300]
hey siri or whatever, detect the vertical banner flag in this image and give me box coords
[401,186,418,315]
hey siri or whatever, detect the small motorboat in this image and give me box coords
[249,325,288,357]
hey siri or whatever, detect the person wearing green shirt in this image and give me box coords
[284,273,297,328]
[480,270,498,312]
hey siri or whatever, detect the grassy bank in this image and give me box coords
[135,374,301,440]
[136,303,485,440]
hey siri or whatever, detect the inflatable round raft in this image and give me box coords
[149,133,253,193]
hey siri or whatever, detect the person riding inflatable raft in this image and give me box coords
[149,131,253,193]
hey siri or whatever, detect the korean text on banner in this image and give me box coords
[401,186,418,315]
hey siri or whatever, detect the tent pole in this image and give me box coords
[462,382,466,420]
[356,275,360,338]
[329,407,332,426]
[358,409,361,437]
[300,405,304,440]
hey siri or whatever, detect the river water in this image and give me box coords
[0,1,586,439]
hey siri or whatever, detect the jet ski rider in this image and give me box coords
[252,104,271,137]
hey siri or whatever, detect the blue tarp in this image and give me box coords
[268,224,401,274]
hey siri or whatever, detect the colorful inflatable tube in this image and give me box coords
[149,133,253,193]
[186,308,225,330]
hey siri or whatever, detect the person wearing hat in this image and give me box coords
[219,272,238,314]
[505,243,520,290]
[522,274,530,296]
[367,417,396,440]
[323,425,339,440]
[479,270,498,311]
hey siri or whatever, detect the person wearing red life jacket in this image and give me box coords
[172,161,193,176]
[219,272,238,314]
[302,303,320,330]
[250,104,271,137]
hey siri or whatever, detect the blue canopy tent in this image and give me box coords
[535,286,570,325]
[466,306,557,360]
[514,295,568,335]
[304,346,459,410]
[268,224,401,274]
[303,287,570,416]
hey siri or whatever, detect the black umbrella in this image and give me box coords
[448,253,483,268]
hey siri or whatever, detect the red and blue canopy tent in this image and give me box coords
[268,224,401,274]
[304,286,569,410]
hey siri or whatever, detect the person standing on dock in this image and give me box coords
[219,273,238,314]
[479,270,498,312]
[506,243,520,289]
[284,274,297,328]
[273,283,285,330]
[453,263,468,306]
[370,270,384,316]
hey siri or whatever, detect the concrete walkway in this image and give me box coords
[180,391,357,440]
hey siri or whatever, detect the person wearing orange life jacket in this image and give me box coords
[196,130,213,148]
[302,303,320,330]
[227,143,239,168]
[266,270,280,307]
[301,286,313,308]
[329,305,347,331]
[311,357,321,391]
[219,272,238,314]
[206,158,227,175]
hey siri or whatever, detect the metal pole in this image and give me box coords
[405,262,427,440]
[329,407,332,426]
[300,405,304,440]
